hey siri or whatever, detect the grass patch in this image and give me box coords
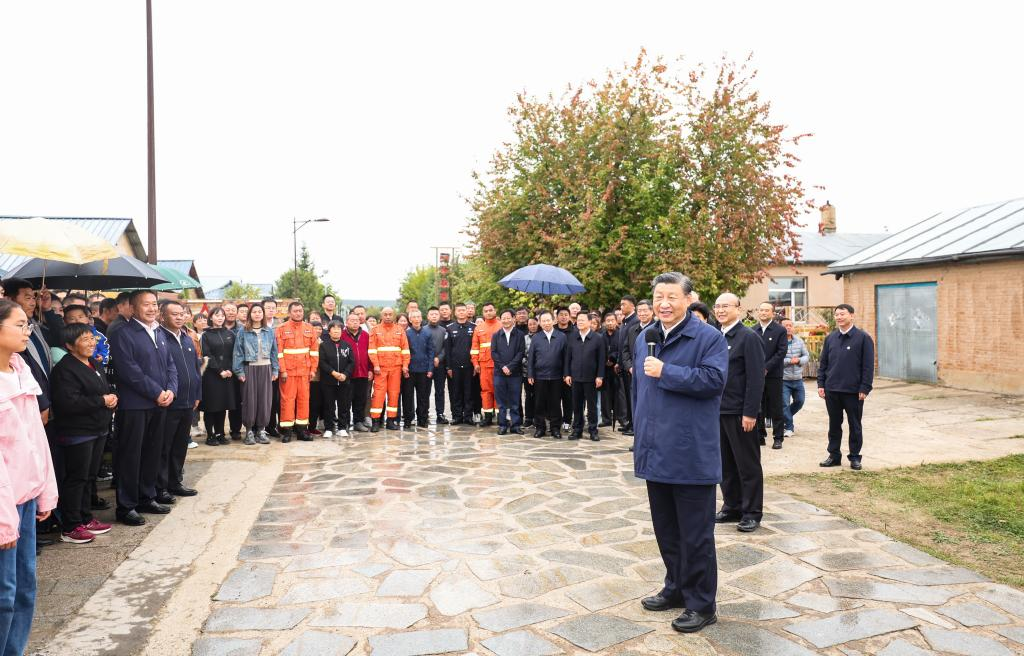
[975,416,997,422]
[772,454,1024,587]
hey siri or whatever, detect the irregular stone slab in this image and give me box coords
[192,637,262,656]
[823,577,957,606]
[353,562,393,577]
[430,578,499,616]
[565,578,654,611]
[548,614,653,652]
[467,555,538,581]
[539,549,635,574]
[499,566,600,599]
[445,540,502,555]
[786,592,861,613]
[800,549,903,571]
[729,561,820,597]
[377,569,439,597]
[331,530,370,549]
[582,498,645,514]
[880,542,946,566]
[871,566,987,586]
[705,621,817,656]
[481,630,561,656]
[564,517,633,534]
[419,484,459,500]
[247,524,297,542]
[580,528,639,546]
[716,543,775,573]
[205,607,310,632]
[976,584,1024,617]
[285,549,371,572]
[280,630,357,656]
[877,639,936,656]
[611,540,661,560]
[310,602,427,629]
[472,602,571,632]
[238,542,323,560]
[386,540,446,567]
[920,627,1013,656]
[772,519,855,533]
[504,494,549,514]
[516,511,566,529]
[280,578,370,604]
[368,628,468,656]
[784,608,919,648]
[993,626,1024,645]
[935,602,1010,627]
[505,526,571,549]
[719,599,801,620]
[214,563,278,602]
[899,607,956,629]
[631,561,666,583]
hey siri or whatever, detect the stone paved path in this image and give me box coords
[191,427,1024,656]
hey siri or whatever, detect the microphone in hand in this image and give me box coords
[645,325,663,358]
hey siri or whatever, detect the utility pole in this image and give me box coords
[146,0,157,263]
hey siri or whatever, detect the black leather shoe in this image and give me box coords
[850,459,863,470]
[169,486,197,497]
[533,427,545,438]
[737,518,760,532]
[671,609,717,633]
[497,426,508,435]
[551,430,563,439]
[819,456,842,467]
[205,436,220,446]
[589,432,600,441]
[641,594,685,612]
[386,419,400,431]
[281,430,293,443]
[154,492,177,505]
[298,431,314,442]
[91,496,111,511]
[622,428,635,436]
[523,419,534,428]
[417,420,428,428]
[230,432,242,441]
[513,426,525,435]
[772,438,784,450]
[137,501,171,515]
[568,431,581,441]
[267,427,281,437]
[370,420,381,433]
[435,415,449,424]
[117,510,146,526]
[715,511,741,523]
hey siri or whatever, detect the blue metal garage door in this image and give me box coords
[875,282,938,383]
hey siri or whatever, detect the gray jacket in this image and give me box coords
[427,323,447,368]
[783,334,810,380]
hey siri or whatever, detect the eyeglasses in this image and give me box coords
[712,304,739,310]
[0,323,32,334]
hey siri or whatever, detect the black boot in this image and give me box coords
[281,429,293,443]
[298,430,314,442]
[481,413,493,427]
[370,419,381,433]
[533,422,546,438]
[386,418,400,431]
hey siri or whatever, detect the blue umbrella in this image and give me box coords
[498,264,586,295]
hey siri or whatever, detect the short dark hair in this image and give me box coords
[835,303,855,314]
[288,301,303,311]
[62,322,93,347]
[351,304,365,312]
[621,294,637,305]
[2,278,32,299]
[115,292,131,305]
[687,301,711,321]
[262,297,277,304]
[455,302,466,309]
[636,299,653,309]
[63,304,90,321]
[438,302,451,309]
[64,293,89,305]
[499,308,514,318]
[161,299,184,313]
[100,298,118,313]
[322,293,335,303]
[129,289,156,305]
[427,306,439,313]
[482,302,495,310]
[537,310,553,320]
[602,310,617,320]
[652,271,693,295]
[326,319,344,332]
[555,306,569,314]
[516,306,528,313]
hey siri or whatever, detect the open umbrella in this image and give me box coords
[0,217,120,264]
[149,264,201,291]
[498,263,586,295]
[4,255,168,290]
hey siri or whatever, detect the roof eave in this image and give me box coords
[824,248,1024,275]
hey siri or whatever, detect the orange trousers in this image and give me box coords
[480,364,495,414]
[370,367,402,418]
[280,374,309,428]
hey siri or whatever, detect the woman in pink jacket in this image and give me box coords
[0,299,58,654]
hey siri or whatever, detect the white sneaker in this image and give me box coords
[783,429,794,438]
[338,429,349,437]
[323,430,333,438]
[187,441,198,449]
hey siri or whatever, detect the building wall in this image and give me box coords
[843,257,1024,395]
[740,263,844,314]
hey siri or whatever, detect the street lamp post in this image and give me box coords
[292,217,330,297]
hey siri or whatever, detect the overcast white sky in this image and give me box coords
[2,2,1022,300]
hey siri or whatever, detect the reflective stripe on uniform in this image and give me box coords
[283,347,309,354]
[480,342,491,347]
[280,421,294,427]
[400,349,410,354]
[294,419,309,425]
[368,349,378,354]
[309,352,319,357]
[470,349,480,355]
[386,406,398,412]
[370,407,383,413]
[377,346,401,352]
[277,353,284,358]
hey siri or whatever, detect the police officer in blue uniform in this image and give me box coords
[444,303,475,425]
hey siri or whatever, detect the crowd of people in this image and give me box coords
[0,273,877,650]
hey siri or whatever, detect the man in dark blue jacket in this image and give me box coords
[109,290,178,526]
[754,302,788,449]
[633,273,727,634]
[616,295,639,434]
[404,309,435,428]
[565,311,606,440]
[444,304,475,425]
[817,304,874,470]
[599,311,621,428]
[713,293,765,532]
[491,309,526,435]
[526,310,567,439]
[157,300,202,501]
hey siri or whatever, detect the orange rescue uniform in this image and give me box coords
[276,319,319,428]
[368,322,410,419]
[471,317,502,415]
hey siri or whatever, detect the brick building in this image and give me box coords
[827,196,1024,394]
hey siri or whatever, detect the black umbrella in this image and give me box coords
[4,255,169,290]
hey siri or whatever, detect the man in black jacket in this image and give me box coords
[817,304,874,470]
[565,311,606,440]
[713,294,766,532]
[618,299,653,437]
[754,302,788,449]
[157,300,202,501]
[445,303,475,425]
[599,311,620,428]
[527,310,567,439]
[491,309,526,435]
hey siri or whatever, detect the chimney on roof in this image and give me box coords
[819,201,836,235]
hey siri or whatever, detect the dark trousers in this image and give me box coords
[159,408,192,493]
[533,379,562,429]
[228,378,242,435]
[620,371,633,427]
[204,410,226,437]
[432,365,447,419]
[719,415,763,522]
[270,378,281,431]
[409,372,431,424]
[825,391,864,461]
[115,408,166,512]
[571,381,598,433]
[560,381,573,426]
[646,481,717,615]
[522,378,534,422]
[321,382,351,431]
[56,437,103,531]
[757,377,785,440]
[309,380,322,430]
[450,366,473,422]
[400,375,413,423]
[494,373,522,428]
[471,371,482,415]
[600,372,618,425]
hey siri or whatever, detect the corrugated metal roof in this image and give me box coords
[157,259,194,274]
[0,216,146,276]
[793,232,888,264]
[828,197,1024,273]
[205,281,274,300]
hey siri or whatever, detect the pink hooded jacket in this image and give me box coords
[0,352,57,543]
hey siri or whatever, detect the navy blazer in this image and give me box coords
[755,321,788,379]
[720,323,765,417]
[110,319,178,411]
[817,326,875,395]
[565,330,606,382]
[527,330,567,380]
[159,326,202,409]
[491,328,526,377]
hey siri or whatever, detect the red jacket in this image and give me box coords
[340,327,371,378]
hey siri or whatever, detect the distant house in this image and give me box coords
[204,280,275,301]
[158,259,205,298]
[739,204,886,322]
[0,216,147,277]
[828,196,1024,394]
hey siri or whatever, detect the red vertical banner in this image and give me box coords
[438,252,450,303]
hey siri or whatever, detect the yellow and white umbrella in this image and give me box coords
[0,217,120,265]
